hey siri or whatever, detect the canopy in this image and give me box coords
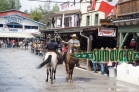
[0,32,35,38]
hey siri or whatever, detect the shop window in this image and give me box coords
[94,14,99,25]
[86,15,90,26]
[25,26,32,29]
[14,25,22,28]
[7,25,13,28]
[32,26,38,30]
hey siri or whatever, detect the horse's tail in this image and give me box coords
[37,55,52,69]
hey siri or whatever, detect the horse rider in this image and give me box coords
[62,34,80,66]
[45,35,62,64]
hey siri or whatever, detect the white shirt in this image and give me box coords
[68,39,80,47]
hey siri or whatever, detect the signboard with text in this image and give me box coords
[98,28,116,37]
[71,49,139,62]
[59,0,80,11]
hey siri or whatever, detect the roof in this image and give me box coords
[0,9,29,15]
[46,9,80,17]
[1,14,46,26]
[40,25,100,33]
[0,31,35,38]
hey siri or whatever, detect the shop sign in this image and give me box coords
[98,28,116,37]
[60,1,70,10]
[71,49,139,62]
[71,53,93,59]
[4,16,24,23]
[9,28,18,31]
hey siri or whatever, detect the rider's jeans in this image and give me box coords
[100,63,105,75]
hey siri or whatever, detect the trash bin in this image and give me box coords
[108,67,116,77]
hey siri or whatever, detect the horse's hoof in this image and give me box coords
[50,77,52,79]
[46,79,48,82]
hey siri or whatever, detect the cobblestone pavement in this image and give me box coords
[0,48,139,92]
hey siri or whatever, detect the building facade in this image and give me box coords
[113,0,139,51]
[0,10,46,38]
[80,0,105,26]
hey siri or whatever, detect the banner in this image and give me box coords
[98,28,116,37]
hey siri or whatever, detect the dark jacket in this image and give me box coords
[46,40,58,51]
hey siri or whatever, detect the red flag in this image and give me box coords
[91,0,96,10]
[5,24,9,30]
[107,7,117,18]
[98,0,119,17]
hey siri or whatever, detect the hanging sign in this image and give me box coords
[71,49,139,62]
[98,28,116,37]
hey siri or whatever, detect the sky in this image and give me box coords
[20,0,66,12]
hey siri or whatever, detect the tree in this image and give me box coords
[51,4,59,13]
[0,0,9,11]
[14,0,22,10]
[24,10,29,14]
[30,8,43,22]
[0,0,21,11]
[29,0,60,29]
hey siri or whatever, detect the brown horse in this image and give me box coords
[65,42,79,82]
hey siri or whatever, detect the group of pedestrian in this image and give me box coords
[30,41,45,56]
[91,47,119,76]
[0,39,16,48]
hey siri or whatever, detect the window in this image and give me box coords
[94,14,99,25]
[86,15,90,26]
[64,17,70,27]
[32,26,38,30]
[14,25,22,28]
[25,26,31,29]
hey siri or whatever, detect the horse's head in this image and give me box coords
[68,42,80,54]
[67,42,73,53]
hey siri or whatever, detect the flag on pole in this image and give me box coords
[91,0,96,10]
[98,0,119,17]
[5,24,9,30]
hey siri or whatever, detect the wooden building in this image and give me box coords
[113,0,139,51]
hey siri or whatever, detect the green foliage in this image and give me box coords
[24,10,29,14]
[29,1,60,29]
[51,4,59,13]
[0,0,21,11]
[30,8,43,22]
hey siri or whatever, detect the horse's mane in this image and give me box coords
[68,42,80,54]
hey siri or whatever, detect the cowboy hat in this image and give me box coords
[71,34,77,37]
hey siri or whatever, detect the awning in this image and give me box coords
[0,32,35,38]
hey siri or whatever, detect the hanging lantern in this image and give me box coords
[130,38,136,47]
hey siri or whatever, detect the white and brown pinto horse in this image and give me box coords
[37,51,58,84]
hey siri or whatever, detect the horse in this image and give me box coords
[65,42,80,82]
[37,51,58,84]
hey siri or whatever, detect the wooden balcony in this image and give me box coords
[117,0,139,17]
